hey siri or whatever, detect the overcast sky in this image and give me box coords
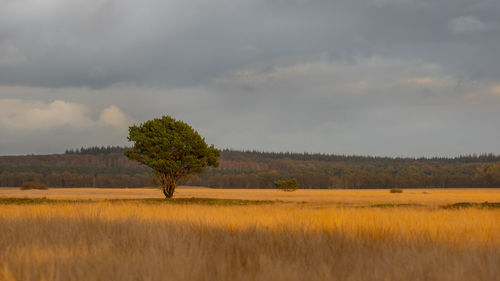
[1,0,499,156]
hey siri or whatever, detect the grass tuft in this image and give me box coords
[106,197,274,205]
[445,201,500,209]
[0,197,274,206]
[370,203,423,208]
[0,198,82,205]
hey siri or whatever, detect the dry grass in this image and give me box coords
[0,197,499,281]
[1,187,499,206]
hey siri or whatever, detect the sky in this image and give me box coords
[0,0,499,156]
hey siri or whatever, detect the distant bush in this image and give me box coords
[274,178,299,192]
[20,182,48,190]
[390,188,403,193]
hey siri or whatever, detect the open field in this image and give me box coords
[1,187,499,206]
[0,188,499,281]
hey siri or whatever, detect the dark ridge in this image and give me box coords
[64,146,500,164]
[1,147,499,189]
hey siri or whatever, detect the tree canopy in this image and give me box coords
[274,178,299,192]
[124,116,220,198]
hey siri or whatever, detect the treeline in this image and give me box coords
[221,149,500,164]
[66,146,500,164]
[190,163,500,189]
[0,171,152,188]
[65,146,127,155]
[0,148,499,188]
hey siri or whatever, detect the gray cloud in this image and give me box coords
[449,16,500,34]
[1,0,499,88]
[0,0,499,156]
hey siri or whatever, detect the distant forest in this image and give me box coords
[0,146,499,188]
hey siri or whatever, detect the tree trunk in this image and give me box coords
[160,174,177,198]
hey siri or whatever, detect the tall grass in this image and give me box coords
[0,202,498,281]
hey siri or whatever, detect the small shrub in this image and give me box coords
[20,182,48,190]
[390,188,403,193]
[274,178,299,192]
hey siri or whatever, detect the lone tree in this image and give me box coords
[124,116,220,198]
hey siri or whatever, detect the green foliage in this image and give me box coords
[274,178,299,192]
[390,188,403,193]
[124,116,220,198]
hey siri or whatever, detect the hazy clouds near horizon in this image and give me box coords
[0,0,499,156]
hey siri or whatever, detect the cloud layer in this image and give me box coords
[0,99,132,154]
[0,0,499,156]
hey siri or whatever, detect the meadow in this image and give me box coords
[0,188,499,281]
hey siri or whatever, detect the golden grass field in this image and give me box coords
[0,187,499,281]
[1,187,500,205]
